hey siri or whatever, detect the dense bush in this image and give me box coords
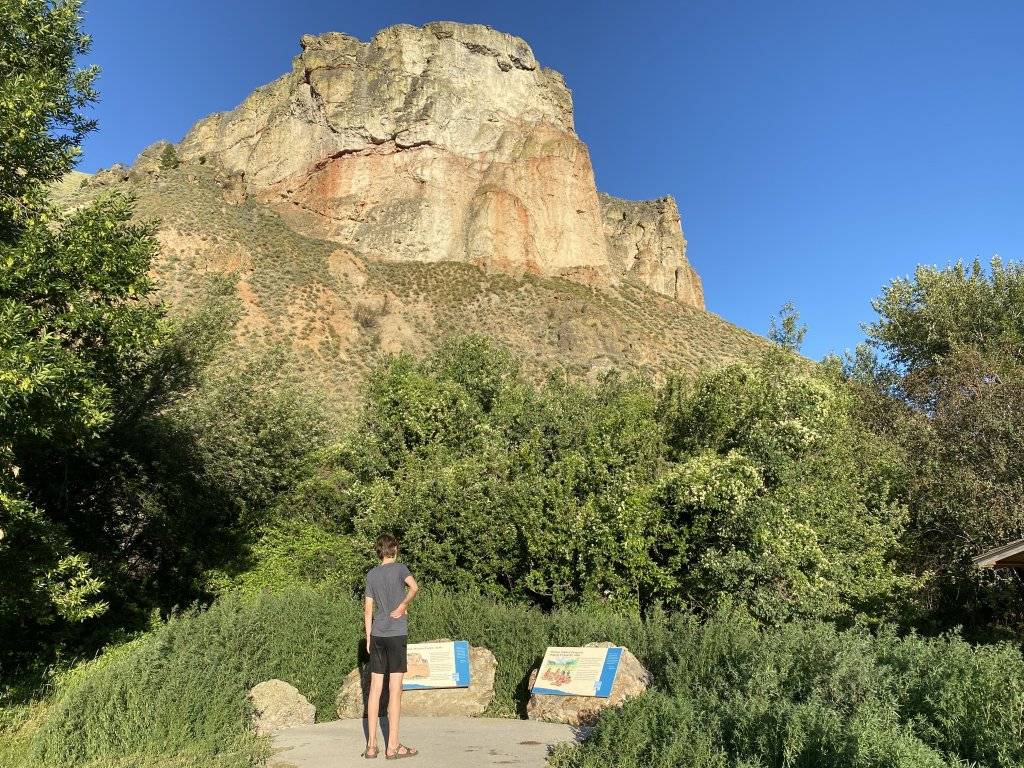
[657,350,914,622]
[268,337,913,623]
[13,588,1023,768]
[3,291,332,664]
[552,613,1024,768]
[19,587,661,766]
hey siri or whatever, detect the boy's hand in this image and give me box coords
[389,603,407,619]
[366,638,371,653]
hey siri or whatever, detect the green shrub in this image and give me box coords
[880,632,1024,766]
[552,611,1024,768]
[207,516,365,598]
[29,588,357,767]
[158,144,179,170]
[552,691,732,768]
[20,588,1024,768]
[291,337,913,623]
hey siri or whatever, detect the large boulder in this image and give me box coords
[336,641,496,718]
[248,679,316,734]
[526,642,651,726]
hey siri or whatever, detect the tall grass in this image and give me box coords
[20,588,664,767]
[9,588,1024,768]
[27,590,354,767]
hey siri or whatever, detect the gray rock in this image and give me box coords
[248,679,316,734]
[216,170,246,204]
[526,642,651,726]
[336,641,496,718]
[600,193,704,307]
[86,163,130,186]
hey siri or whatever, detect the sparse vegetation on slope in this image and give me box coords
[54,164,768,410]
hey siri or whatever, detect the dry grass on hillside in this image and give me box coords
[54,164,767,407]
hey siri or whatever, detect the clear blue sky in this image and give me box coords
[76,0,1024,360]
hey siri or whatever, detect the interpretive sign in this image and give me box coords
[402,640,471,690]
[531,646,623,697]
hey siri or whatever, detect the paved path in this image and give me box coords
[271,716,583,768]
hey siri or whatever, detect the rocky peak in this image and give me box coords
[600,194,704,306]
[172,22,703,308]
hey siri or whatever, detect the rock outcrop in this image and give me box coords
[526,643,651,726]
[173,22,703,308]
[336,642,497,718]
[248,679,316,734]
[600,194,704,306]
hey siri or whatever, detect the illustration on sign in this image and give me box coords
[531,646,622,698]
[402,640,471,690]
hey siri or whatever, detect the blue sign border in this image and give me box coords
[453,639,471,686]
[595,646,621,697]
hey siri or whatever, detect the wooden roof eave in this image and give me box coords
[973,537,1024,569]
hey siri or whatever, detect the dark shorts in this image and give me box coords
[369,634,407,674]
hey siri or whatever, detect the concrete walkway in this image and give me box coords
[271,716,584,768]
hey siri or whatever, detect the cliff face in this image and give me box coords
[176,22,703,308]
[600,194,704,307]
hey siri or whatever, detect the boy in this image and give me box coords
[363,533,419,759]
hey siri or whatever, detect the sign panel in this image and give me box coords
[531,646,623,698]
[402,640,471,690]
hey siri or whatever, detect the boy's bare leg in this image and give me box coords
[365,672,385,754]
[385,672,403,756]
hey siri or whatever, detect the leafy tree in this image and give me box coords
[1,192,162,644]
[0,0,97,240]
[768,300,808,352]
[0,0,162,655]
[280,338,912,622]
[79,341,334,626]
[868,257,1024,376]
[657,350,915,622]
[864,257,1024,634]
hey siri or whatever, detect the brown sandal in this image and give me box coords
[363,746,379,759]
[385,744,418,759]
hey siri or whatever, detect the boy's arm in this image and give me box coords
[389,574,419,619]
[363,596,373,652]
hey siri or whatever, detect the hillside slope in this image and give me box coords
[54,163,766,405]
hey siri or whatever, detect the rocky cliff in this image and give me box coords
[174,22,703,308]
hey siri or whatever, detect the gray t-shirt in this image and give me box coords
[365,562,412,637]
